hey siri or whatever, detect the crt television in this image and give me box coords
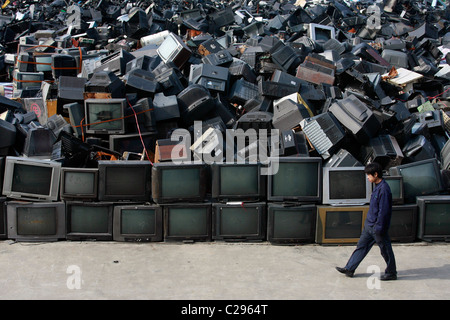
[6,201,66,242]
[315,205,369,245]
[113,204,163,242]
[416,195,450,242]
[60,167,98,200]
[97,160,152,202]
[267,203,317,244]
[84,98,127,135]
[267,157,322,203]
[390,204,418,243]
[383,176,404,205]
[163,202,212,242]
[322,167,372,205]
[2,156,61,202]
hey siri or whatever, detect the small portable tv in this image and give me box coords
[113,204,163,242]
[416,195,450,242]
[2,157,61,202]
[97,160,152,202]
[163,202,212,242]
[315,205,369,245]
[267,157,322,203]
[212,202,267,242]
[383,176,404,205]
[211,162,266,202]
[60,167,98,201]
[66,201,114,241]
[322,167,372,205]
[390,204,418,243]
[151,162,208,204]
[267,203,317,244]
[84,98,127,135]
[6,201,66,242]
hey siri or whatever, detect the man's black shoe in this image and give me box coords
[380,273,397,281]
[335,267,354,278]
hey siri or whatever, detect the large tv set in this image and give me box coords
[65,201,114,241]
[84,98,127,135]
[315,205,369,245]
[389,158,444,203]
[416,195,450,242]
[267,157,322,203]
[267,203,317,244]
[6,201,66,242]
[390,204,418,243]
[382,176,404,205]
[60,167,98,201]
[322,167,372,205]
[151,162,208,204]
[97,160,152,202]
[0,197,7,239]
[2,157,61,202]
[211,162,265,202]
[113,204,163,242]
[163,203,212,242]
[212,202,267,242]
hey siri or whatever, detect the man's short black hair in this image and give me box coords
[364,162,383,178]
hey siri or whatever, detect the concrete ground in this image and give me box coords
[0,240,449,301]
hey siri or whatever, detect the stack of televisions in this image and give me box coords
[1,154,449,244]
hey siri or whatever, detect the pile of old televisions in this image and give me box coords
[0,0,449,245]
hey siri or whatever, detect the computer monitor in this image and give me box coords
[6,201,66,242]
[382,176,404,205]
[211,163,265,202]
[113,204,163,242]
[267,203,316,244]
[65,201,114,241]
[212,202,267,242]
[267,157,322,203]
[163,203,212,242]
[315,205,369,245]
[390,204,418,243]
[2,157,61,202]
[322,167,372,205]
[416,195,450,242]
[60,167,98,201]
[309,23,336,43]
[151,162,208,204]
[84,98,127,135]
[389,159,444,203]
[97,160,152,202]
[156,32,192,68]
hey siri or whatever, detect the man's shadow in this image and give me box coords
[356,264,450,280]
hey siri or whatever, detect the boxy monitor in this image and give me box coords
[383,176,404,205]
[0,198,5,239]
[390,204,418,243]
[84,98,127,135]
[60,167,98,201]
[416,195,450,242]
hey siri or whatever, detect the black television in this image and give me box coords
[267,203,316,244]
[2,157,61,202]
[151,162,208,204]
[60,167,98,201]
[84,98,127,135]
[390,204,418,243]
[0,197,7,239]
[109,132,157,158]
[382,176,404,205]
[163,203,212,242]
[113,204,163,242]
[6,201,66,242]
[211,162,265,202]
[389,159,444,203]
[416,195,450,242]
[212,202,267,242]
[97,160,152,202]
[66,201,114,241]
[267,157,322,203]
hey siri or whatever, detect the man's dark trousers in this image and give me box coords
[344,224,397,275]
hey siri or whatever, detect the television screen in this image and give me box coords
[316,205,369,244]
[98,160,152,202]
[416,195,450,242]
[113,204,163,242]
[211,163,265,201]
[390,204,418,243]
[267,157,322,202]
[60,167,98,200]
[322,167,372,205]
[212,202,266,241]
[389,159,443,203]
[2,157,61,202]
[66,201,114,241]
[267,203,316,244]
[151,163,208,204]
[309,23,336,42]
[163,203,212,242]
[109,132,157,158]
[84,98,127,135]
[6,201,66,242]
[383,176,404,205]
